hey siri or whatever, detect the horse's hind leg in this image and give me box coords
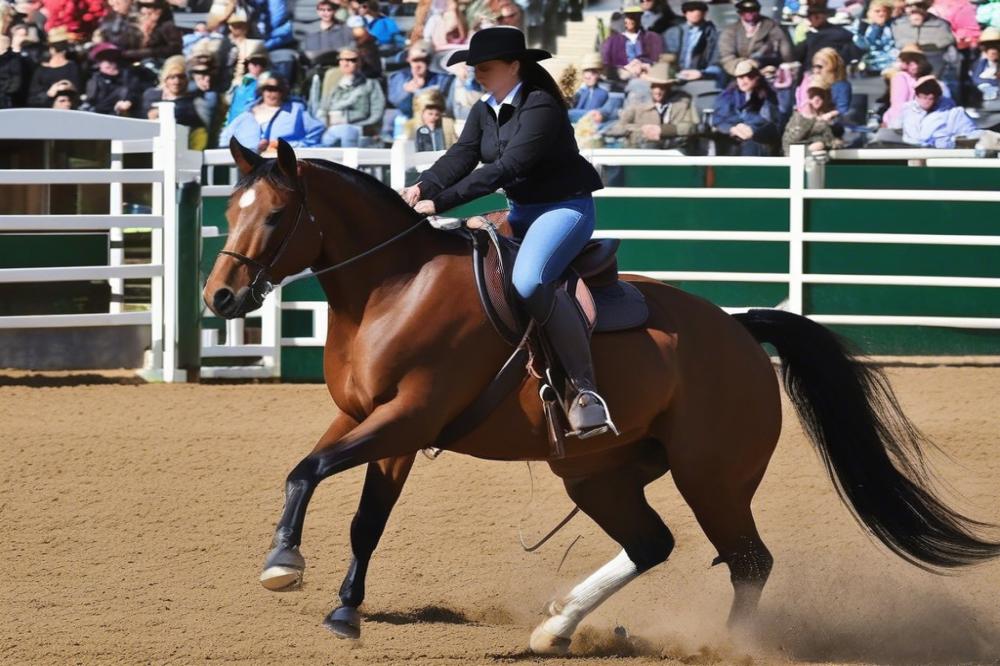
[673,465,773,628]
[325,453,415,639]
[530,445,673,656]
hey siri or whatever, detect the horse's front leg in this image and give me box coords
[326,454,415,639]
[260,411,359,591]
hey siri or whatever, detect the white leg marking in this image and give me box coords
[541,549,640,638]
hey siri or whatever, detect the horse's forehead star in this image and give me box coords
[238,187,257,209]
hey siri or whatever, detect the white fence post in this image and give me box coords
[787,144,806,315]
[109,140,125,314]
[389,139,413,191]
[156,102,183,382]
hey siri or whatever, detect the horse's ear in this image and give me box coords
[276,139,300,188]
[230,137,263,176]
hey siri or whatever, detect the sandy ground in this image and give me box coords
[2,366,1000,665]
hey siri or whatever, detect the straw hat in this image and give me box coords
[46,26,71,45]
[622,2,644,14]
[227,8,249,23]
[580,52,604,72]
[645,61,677,85]
[981,27,1000,46]
[732,58,760,77]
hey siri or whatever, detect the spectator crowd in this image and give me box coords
[0,0,997,154]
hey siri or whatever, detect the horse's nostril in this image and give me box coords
[213,287,235,315]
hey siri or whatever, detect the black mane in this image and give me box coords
[234,156,421,224]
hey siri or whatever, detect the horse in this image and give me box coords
[203,138,1000,655]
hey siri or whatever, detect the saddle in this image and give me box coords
[469,210,649,346]
[433,210,649,458]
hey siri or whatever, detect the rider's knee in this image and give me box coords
[512,273,554,321]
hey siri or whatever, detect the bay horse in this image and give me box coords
[203,139,1000,655]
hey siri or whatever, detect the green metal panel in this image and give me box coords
[828,325,1000,355]
[825,164,1000,190]
[596,197,789,231]
[619,165,789,189]
[280,346,325,381]
[0,233,107,267]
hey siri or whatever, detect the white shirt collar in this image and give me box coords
[481,81,523,116]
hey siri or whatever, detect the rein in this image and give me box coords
[218,173,430,296]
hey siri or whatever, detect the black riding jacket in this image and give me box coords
[418,86,603,213]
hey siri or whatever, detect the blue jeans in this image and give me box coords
[508,196,596,320]
[321,124,362,147]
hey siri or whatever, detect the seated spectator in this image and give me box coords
[142,55,208,147]
[712,58,780,155]
[980,0,1000,32]
[719,0,793,76]
[388,41,450,118]
[219,72,324,148]
[445,60,482,120]
[928,0,979,50]
[318,46,385,146]
[569,53,611,122]
[663,0,721,83]
[883,47,934,127]
[244,0,295,51]
[15,0,47,35]
[52,85,79,108]
[639,0,680,34]
[27,27,82,107]
[796,47,851,118]
[44,0,107,43]
[226,41,268,124]
[96,0,144,52]
[303,0,355,59]
[604,62,698,149]
[601,3,663,81]
[354,0,405,49]
[783,85,842,152]
[901,75,979,146]
[81,42,142,115]
[493,1,523,29]
[348,16,383,78]
[188,56,224,140]
[125,0,182,66]
[406,88,457,150]
[0,27,29,109]
[892,0,955,55]
[855,0,896,73]
[795,1,862,66]
[425,0,470,64]
[971,27,1000,102]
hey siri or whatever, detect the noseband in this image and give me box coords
[220,193,315,306]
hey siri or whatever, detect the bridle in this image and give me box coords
[218,176,429,306]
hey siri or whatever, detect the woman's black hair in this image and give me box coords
[914,78,942,97]
[49,41,71,54]
[500,57,570,109]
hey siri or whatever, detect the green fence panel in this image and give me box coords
[808,200,1000,235]
[825,164,1000,191]
[596,198,788,231]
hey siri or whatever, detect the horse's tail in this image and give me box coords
[734,308,1000,571]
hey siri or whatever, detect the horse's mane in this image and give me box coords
[234,156,421,224]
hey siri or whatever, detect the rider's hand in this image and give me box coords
[414,200,436,215]
[400,183,422,206]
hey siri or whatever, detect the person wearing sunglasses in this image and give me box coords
[318,47,386,146]
[219,72,324,149]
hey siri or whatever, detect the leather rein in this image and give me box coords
[219,179,428,301]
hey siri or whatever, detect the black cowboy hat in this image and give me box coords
[446,27,550,67]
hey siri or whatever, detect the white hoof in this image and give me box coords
[529,623,571,655]
[259,565,303,591]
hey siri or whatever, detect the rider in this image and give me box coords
[399,26,612,437]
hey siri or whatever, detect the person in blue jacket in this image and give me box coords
[712,59,780,155]
[569,53,611,122]
[354,0,405,48]
[246,0,295,50]
[218,73,324,148]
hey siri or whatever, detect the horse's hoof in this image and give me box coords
[323,606,361,640]
[259,565,303,591]
[529,623,571,655]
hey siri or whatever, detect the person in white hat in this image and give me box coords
[971,27,1000,102]
[604,61,699,149]
[711,58,781,155]
[568,52,611,122]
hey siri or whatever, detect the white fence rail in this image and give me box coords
[0,105,198,381]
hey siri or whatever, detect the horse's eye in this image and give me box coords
[264,210,283,227]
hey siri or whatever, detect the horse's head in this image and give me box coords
[203,138,323,319]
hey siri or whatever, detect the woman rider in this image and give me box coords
[399,26,612,437]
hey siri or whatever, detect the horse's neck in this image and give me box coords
[307,168,439,320]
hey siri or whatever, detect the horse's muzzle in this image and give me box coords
[205,284,267,319]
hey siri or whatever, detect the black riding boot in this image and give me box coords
[540,289,615,437]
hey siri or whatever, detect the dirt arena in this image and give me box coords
[2,365,1000,665]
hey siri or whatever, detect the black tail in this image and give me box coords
[735,308,1000,571]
